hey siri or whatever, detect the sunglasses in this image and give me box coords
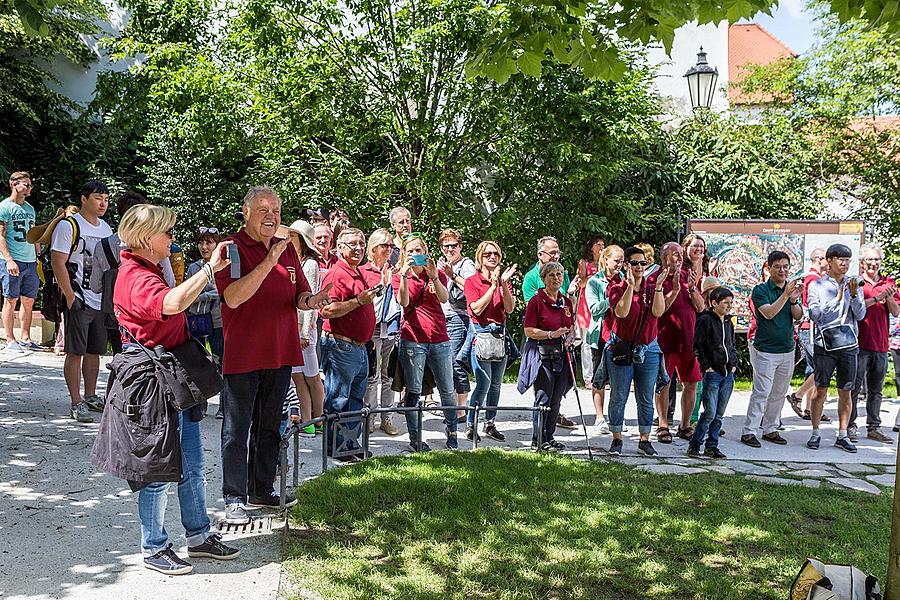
[402,232,423,241]
[442,242,460,249]
[199,227,219,234]
[629,260,648,266]
[482,251,500,257]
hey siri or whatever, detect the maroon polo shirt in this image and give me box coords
[800,268,822,331]
[322,259,376,343]
[656,266,699,354]
[392,270,450,343]
[114,251,189,350]
[607,277,658,345]
[464,272,511,326]
[215,230,311,375]
[524,289,574,332]
[359,262,384,287]
[858,275,899,353]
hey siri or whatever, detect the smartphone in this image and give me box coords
[369,283,385,296]
[412,254,428,267]
[228,244,241,279]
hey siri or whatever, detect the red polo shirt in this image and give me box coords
[607,277,658,345]
[359,262,384,287]
[524,289,574,332]
[114,251,189,350]
[656,267,699,354]
[392,271,450,343]
[858,275,899,353]
[215,230,311,375]
[464,272,511,326]
[322,259,376,343]
[800,268,822,331]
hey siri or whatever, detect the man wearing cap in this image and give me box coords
[216,186,332,524]
[319,227,380,462]
[0,171,40,354]
[807,243,866,453]
[388,206,412,266]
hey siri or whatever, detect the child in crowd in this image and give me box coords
[688,286,737,459]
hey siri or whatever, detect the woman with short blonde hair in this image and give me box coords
[118,204,176,251]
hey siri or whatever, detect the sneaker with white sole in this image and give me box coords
[83,394,105,413]
[187,534,240,560]
[143,544,193,575]
[806,434,821,450]
[71,401,94,423]
[223,503,250,525]
[597,419,610,434]
[248,491,297,508]
[5,341,25,354]
[18,340,42,351]
[834,437,857,453]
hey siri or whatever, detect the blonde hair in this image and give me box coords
[118,204,176,250]
[600,244,624,270]
[399,235,428,266]
[475,240,502,270]
[635,242,655,262]
[367,228,393,261]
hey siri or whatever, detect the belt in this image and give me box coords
[323,332,366,347]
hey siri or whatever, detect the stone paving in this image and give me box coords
[2,347,898,599]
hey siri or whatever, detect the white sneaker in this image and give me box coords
[597,419,610,434]
[71,401,94,423]
[5,341,25,354]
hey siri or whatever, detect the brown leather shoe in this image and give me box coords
[761,432,787,445]
[557,415,577,429]
[867,429,893,444]
[740,434,761,448]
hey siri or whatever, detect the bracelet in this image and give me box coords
[547,330,552,339]
[655,288,664,293]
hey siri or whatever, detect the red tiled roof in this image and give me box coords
[848,115,900,132]
[728,23,798,104]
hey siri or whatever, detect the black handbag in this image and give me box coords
[819,290,858,352]
[610,285,652,367]
[537,340,563,362]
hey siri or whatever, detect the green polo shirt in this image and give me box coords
[751,279,795,354]
[522,263,571,303]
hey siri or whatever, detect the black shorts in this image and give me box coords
[813,345,858,391]
[64,299,108,356]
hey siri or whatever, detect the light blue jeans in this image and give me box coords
[468,327,508,427]
[605,336,661,435]
[138,411,211,556]
[399,339,458,442]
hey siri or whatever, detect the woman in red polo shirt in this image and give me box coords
[113,204,239,574]
[393,234,459,452]
[517,261,574,451]
[605,246,669,457]
[463,240,516,442]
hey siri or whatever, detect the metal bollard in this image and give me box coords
[292,426,300,488]
[472,405,480,450]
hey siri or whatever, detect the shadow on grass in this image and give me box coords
[283,449,890,600]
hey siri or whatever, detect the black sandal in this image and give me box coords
[656,427,673,444]
[676,427,694,440]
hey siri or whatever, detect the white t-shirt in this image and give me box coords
[50,213,113,310]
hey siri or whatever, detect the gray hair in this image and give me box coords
[242,185,281,209]
[389,206,410,224]
[661,241,682,258]
[539,261,564,279]
[336,227,364,246]
[860,243,883,258]
[537,236,557,255]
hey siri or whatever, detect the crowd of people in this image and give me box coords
[2,170,899,575]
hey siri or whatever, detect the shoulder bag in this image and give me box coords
[819,289,858,352]
[609,285,652,367]
[474,326,507,361]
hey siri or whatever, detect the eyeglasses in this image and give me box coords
[402,232,423,241]
[628,260,648,267]
[441,242,460,249]
[539,250,561,258]
[199,227,219,234]
[482,251,500,257]
[339,242,366,249]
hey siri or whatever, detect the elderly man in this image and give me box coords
[388,206,412,266]
[741,250,803,448]
[320,227,380,462]
[521,236,577,429]
[807,243,866,453]
[653,242,705,442]
[849,244,898,444]
[216,186,332,524]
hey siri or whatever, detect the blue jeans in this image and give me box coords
[468,352,507,427]
[139,412,210,555]
[605,337,661,434]
[446,312,471,394]
[220,366,292,505]
[399,339,458,442]
[321,336,368,455]
[690,370,734,450]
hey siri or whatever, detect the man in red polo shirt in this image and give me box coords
[654,242,705,441]
[320,227,379,461]
[216,186,332,525]
[850,244,899,444]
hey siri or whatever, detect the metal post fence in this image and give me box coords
[276,404,552,513]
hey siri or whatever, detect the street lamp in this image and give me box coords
[683,47,719,110]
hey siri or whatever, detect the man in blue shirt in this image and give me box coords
[0,171,40,353]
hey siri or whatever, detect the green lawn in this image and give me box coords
[283,450,890,599]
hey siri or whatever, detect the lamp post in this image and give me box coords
[683,47,719,110]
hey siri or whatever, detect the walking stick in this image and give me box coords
[565,348,594,460]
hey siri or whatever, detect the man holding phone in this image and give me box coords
[216,186,332,524]
[320,227,380,461]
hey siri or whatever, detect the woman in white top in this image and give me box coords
[287,220,325,436]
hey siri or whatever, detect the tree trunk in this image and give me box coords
[886,442,900,598]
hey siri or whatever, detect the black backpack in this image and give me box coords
[99,236,119,316]
[38,216,80,323]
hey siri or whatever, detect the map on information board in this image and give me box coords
[687,220,865,330]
